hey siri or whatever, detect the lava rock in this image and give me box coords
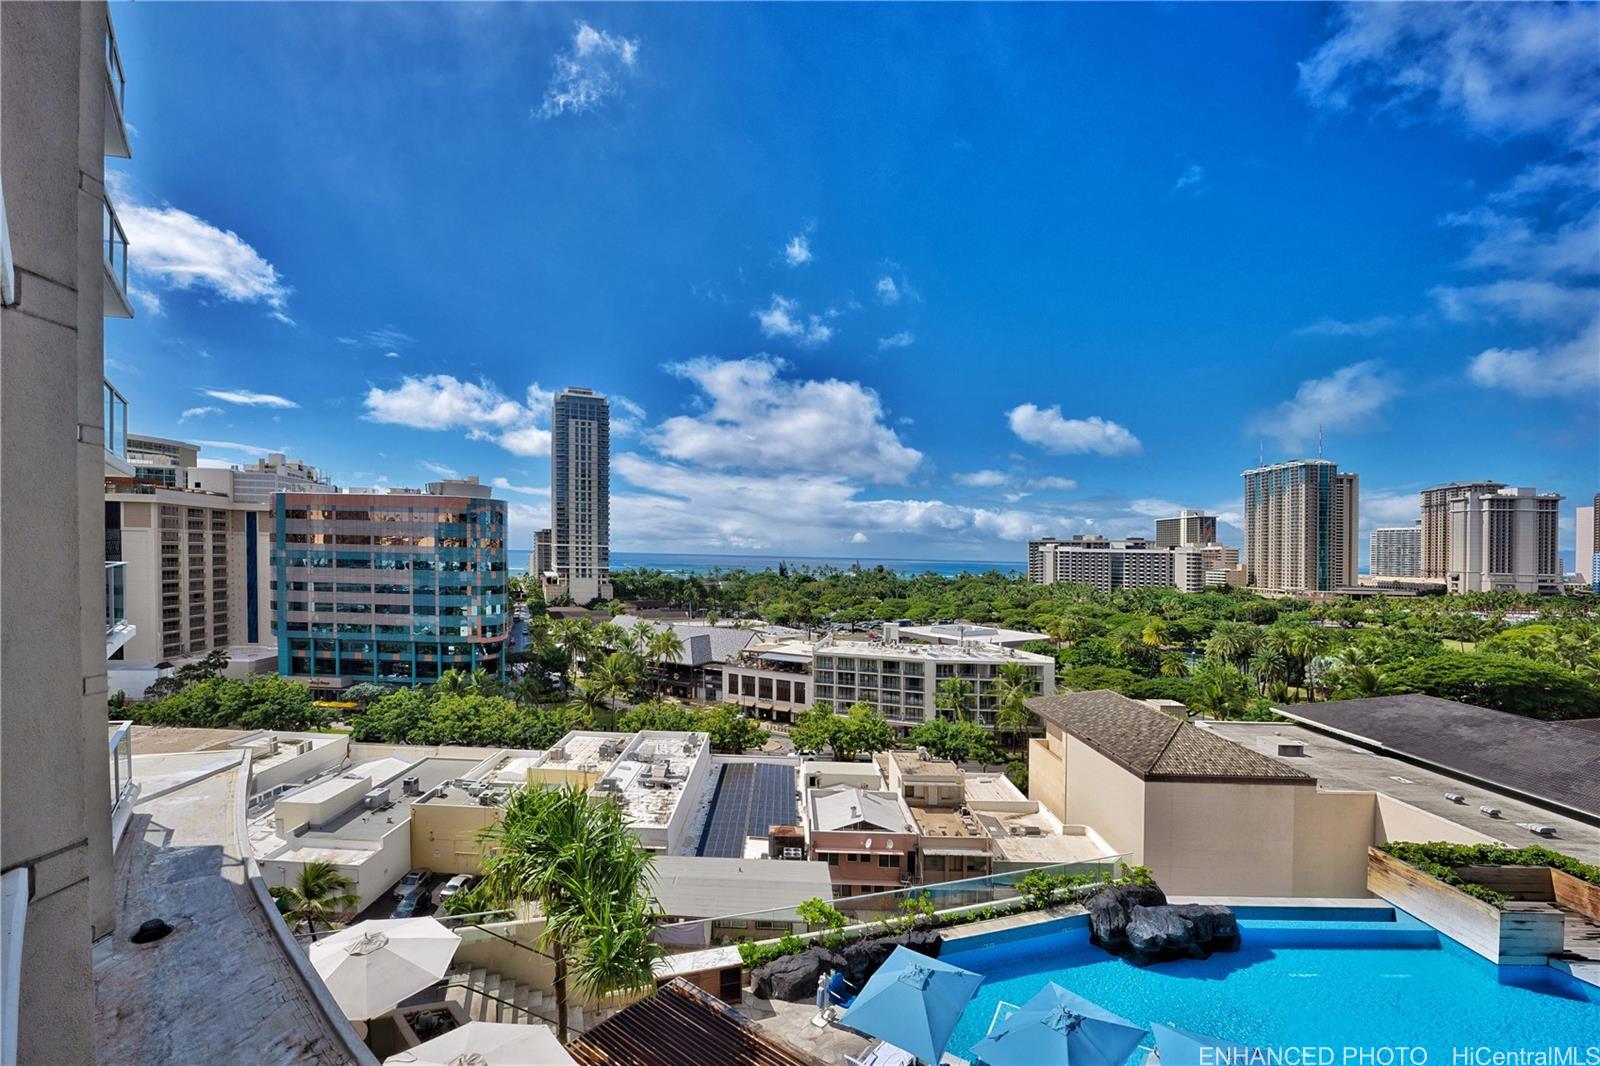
[1126,905,1205,960]
[1172,903,1240,952]
[750,946,846,1001]
[838,929,942,987]
[1086,882,1169,951]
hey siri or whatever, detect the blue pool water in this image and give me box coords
[940,913,1600,1062]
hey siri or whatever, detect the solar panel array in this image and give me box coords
[695,762,798,858]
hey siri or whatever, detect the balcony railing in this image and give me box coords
[108,720,134,812]
[103,379,128,459]
[102,197,132,318]
[103,12,130,158]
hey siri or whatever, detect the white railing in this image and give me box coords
[1,868,27,1066]
[0,174,14,306]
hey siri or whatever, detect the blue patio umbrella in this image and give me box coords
[838,946,984,1064]
[971,982,1148,1066]
[1151,1021,1262,1066]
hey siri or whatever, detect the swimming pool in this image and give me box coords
[939,909,1600,1063]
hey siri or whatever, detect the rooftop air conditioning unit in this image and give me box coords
[548,747,566,762]
[1273,742,1305,757]
[401,776,421,795]
[1024,825,1043,836]
[682,741,697,755]
[362,787,391,809]
[465,782,485,798]
[1444,793,1466,804]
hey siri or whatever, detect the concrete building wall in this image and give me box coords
[0,7,120,1062]
[1372,793,1499,848]
[1290,789,1378,897]
[1061,737,1147,865]
[1575,505,1594,583]
[1447,487,1563,594]
[1142,780,1303,896]
[411,802,501,876]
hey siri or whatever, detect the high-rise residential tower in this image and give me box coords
[547,387,612,604]
[1575,498,1596,585]
[1,4,130,1059]
[1154,510,1218,548]
[1241,460,1359,592]
[1370,523,1423,578]
[1446,486,1563,594]
[1419,481,1505,580]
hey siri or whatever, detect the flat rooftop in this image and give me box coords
[910,806,982,839]
[252,756,479,857]
[886,749,962,780]
[1203,721,1600,866]
[538,731,630,773]
[593,732,708,830]
[695,762,799,857]
[1278,694,1600,822]
[897,623,1047,646]
[817,637,1052,664]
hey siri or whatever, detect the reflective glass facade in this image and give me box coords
[271,491,508,686]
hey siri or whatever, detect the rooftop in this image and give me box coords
[808,786,916,834]
[611,615,757,666]
[886,748,963,781]
[1277,694,1600,824]
[537,730,631,773]
[1204,721,1600,865]
[1028,689,1314,784]
[251,755,479,858]
[817,636,1053,664]
[647,855,835,920]
[568,979,822,1066]
[591,731,709,830]
[895,622,1048,646]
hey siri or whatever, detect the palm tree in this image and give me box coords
[436,668,469,696]
[935,677,975,722]
[627,620,656,658]
[278,861,357,941]
[591,651,640,728]
[1141,618,1171,648]
[1332,663,1393,699]
[477,785,662,1042]
[1159,655,1190,678]
[646,628,686,695]
[467,667,500,697]
[552,620,594,687]
[572,678,610,726]
[993,662,1034,748]
[1204,622,1258,670]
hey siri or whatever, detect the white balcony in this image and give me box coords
[103,13,130,159]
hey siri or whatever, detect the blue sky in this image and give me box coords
[106,3,1598,563]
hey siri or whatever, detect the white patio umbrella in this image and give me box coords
[310,917,462,1019]
[383,1022,576,1065]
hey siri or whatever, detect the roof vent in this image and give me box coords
[1478,806,1502,818]
[1444,793,1466,804]
[1517,822,1557,837]
[130,919,174,944]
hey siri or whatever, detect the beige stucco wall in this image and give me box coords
[1063,736,1146,865]
[1373,793,1499,847]
[1143,779,1305,895]
[1026,729,1067,821]
[1291,789,1379,897]
[411,801,502,875]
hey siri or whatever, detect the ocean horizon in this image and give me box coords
[507,549,1022,578]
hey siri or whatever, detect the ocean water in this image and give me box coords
[506,550,1021,578]
[939,914,1600,1062]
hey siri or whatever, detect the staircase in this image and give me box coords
[442,965,620,1035]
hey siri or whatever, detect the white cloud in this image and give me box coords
[953,470,1011,488]
[419,460,460,478]
[339,326,414,351]
[1028,476,1078,492]
[1248,360,1398,449]
[1298,3,1600,143]
[653,356,922,484]
[1361,491,1422,529]
[506,500,552,546]
[875,273,919,306]
[611,394,647,437]
[110,175,292,322]
[191,439,287,458]
[201,388,299,409]
[537,22,640,119]
[129,285,163,315]
[491,476,546,496]
[1466,312,1600,398]
[850,531,869,544]
[179,405,222,421]
[877,331,915,351]
[784,234,812,266]
[385,351,400,359]
[1007,404,1143,457]
[753,295,833,348]
[1432,280,1598,326]
[1295,315,1401,337]
[1174,164,1205,192]
[362,375,554,457]
[1444,203,1600,280]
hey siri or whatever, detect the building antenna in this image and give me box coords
[1317,425,1324,458]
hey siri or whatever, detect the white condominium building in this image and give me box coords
[1370,523,1422,578]
[812,634,1055,729]
[1031,536,1209,593]
[1241,459,1358,592]
[1447,486,1562,594]
[1419,480,1502,580]
[546,387,612,604]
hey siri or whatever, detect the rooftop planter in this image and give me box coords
[1367,844,1592,965]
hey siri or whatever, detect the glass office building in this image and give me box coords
[271,480,508,687]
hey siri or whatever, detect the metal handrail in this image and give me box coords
[104,12,126,113]
[103,196,129,297]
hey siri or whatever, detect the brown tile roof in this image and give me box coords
[1027,690,1313,784]
[567,979,823,1066]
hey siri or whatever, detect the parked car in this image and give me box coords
[393,886,429,919]
[393,868,430,900]
[437,874,475,902]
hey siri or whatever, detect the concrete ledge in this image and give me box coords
[234,750,380,1066]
